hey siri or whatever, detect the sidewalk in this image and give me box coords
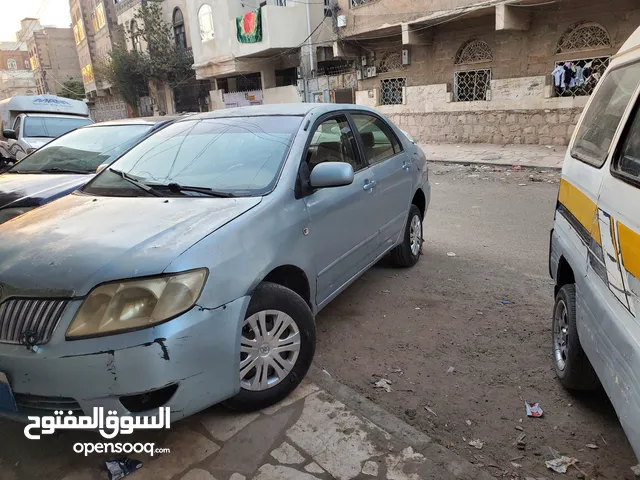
[420,143,566,170]
[0,367,493,480]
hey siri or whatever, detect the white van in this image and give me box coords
[0,95,92,162]
[550,26,640,459]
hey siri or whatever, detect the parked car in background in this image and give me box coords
[0,104,430,421]
[0,95,92,162]
[550,25,640,460]
[0,117,180,225]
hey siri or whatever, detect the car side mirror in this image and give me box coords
[96,163,109,173]
[3,129,16,140]
[309,162,354,188]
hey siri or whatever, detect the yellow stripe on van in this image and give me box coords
[618,222,640,280]
[558,179,601,246]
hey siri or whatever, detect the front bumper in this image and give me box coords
[0,295,250,422]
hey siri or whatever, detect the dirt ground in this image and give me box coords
[315,163,638,479]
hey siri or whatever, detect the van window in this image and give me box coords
[571,62,640,168]
[613,101,640,184]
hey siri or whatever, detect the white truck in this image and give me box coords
[0,95,92,163]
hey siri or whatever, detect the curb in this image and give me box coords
[308,365,494,480]
[427,158,563,171]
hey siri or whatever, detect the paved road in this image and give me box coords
[315,163,637,479]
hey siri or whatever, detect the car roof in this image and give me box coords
[184,103,383,121]
[85,115,184,128]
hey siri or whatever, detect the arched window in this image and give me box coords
[173,7,187,49]
[7,59,17,70]
[455,40,493,65]
[556,22,612,54]
[198,4,215,42]
[130,20,141,51]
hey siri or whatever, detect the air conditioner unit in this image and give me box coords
[356,70,362,80]
[402,49,411,65]
[370,66,377,77]
[361,55,367,66]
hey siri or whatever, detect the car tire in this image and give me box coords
[224,282,316,412]
[390,204,423,268]
[552,284,600,391]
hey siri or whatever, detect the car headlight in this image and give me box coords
[0,206,36,224]
[66,269,208,339]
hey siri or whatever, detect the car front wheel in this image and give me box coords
[224,282,316,411]
[552,284,600,390]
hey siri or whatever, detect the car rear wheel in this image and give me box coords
[224,282,316,411]
[390,204,423,268]
[552,284,600,390]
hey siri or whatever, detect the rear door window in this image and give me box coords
[612,99,640,186]
[571,62,640,168]
[350,114,402,165]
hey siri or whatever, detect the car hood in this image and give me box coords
[0,173,92,209]
[23,137,52,149]
[0,193,262,295]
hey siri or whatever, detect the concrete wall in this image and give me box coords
[262,85,302,104]
[29,28,83,96]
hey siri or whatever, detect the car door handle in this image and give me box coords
[363,180,377,191]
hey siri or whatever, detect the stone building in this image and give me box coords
[331,0,640,145]
[16,19,84,96]
[69,0,127,121]
[0,42,36,99]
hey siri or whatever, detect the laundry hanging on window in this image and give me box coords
[237,9,262,43]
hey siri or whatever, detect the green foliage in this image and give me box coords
[59,78,85,101]
[99,3,194,114]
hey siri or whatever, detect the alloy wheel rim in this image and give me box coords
[410,215,422,257]
[240,310,301,391]
[553,299,569,371]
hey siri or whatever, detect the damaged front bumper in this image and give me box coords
[0,295,250,422]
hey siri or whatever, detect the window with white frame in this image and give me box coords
[453,70,491,102]
[198,4,215,41]
[380,77,406,106]
[7,59,17,70]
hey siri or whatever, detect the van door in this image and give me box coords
[10,115,24,161]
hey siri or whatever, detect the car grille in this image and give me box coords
[14,393,82,414]
[0,298,69,344]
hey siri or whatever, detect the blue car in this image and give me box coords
[0,117,179,224]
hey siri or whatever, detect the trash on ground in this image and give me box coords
[415,307,421,310]
[465,419,472,426]
[631,464,640,476]
[511,462,522,468]
[519,183,528,186]
[526,402,544,417]
[322,369,331,377]
[447,252,457,257]
[512,165,522,171]
[389,367,403,375]
[545,456,578,474]
[515,426,524,431]
[382,289,391,294]
[516,433,526,450]
[469,439,484,450]
[425,406,437,417]
[447,366,455,374]
[501,300,510,305]
[374,378,392,392]
[586,443,598,449]
[105,458,143,480]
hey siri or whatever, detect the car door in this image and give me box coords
[302,113,379,307]
[350,112,413,254]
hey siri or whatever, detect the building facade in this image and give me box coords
[186,0,335,109]
[18,19,84,96]
[70,0,127,121]
[332,0,640,145]
[0,42,36,99]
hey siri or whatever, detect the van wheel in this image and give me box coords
[390,205,422,268]
[224,282,316,412]
[552,284,600,390]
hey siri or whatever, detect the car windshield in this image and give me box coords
[83,116,302,197]
[10,124,153,174]
[23,116,93,138]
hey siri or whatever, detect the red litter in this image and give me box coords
[525,402,543,418]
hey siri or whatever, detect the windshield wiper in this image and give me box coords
[41,167,90,174]
[150,183,235,198]
[109,168,160,196]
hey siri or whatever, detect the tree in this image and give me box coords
[99,3,194,115]
[59,78,85,101]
